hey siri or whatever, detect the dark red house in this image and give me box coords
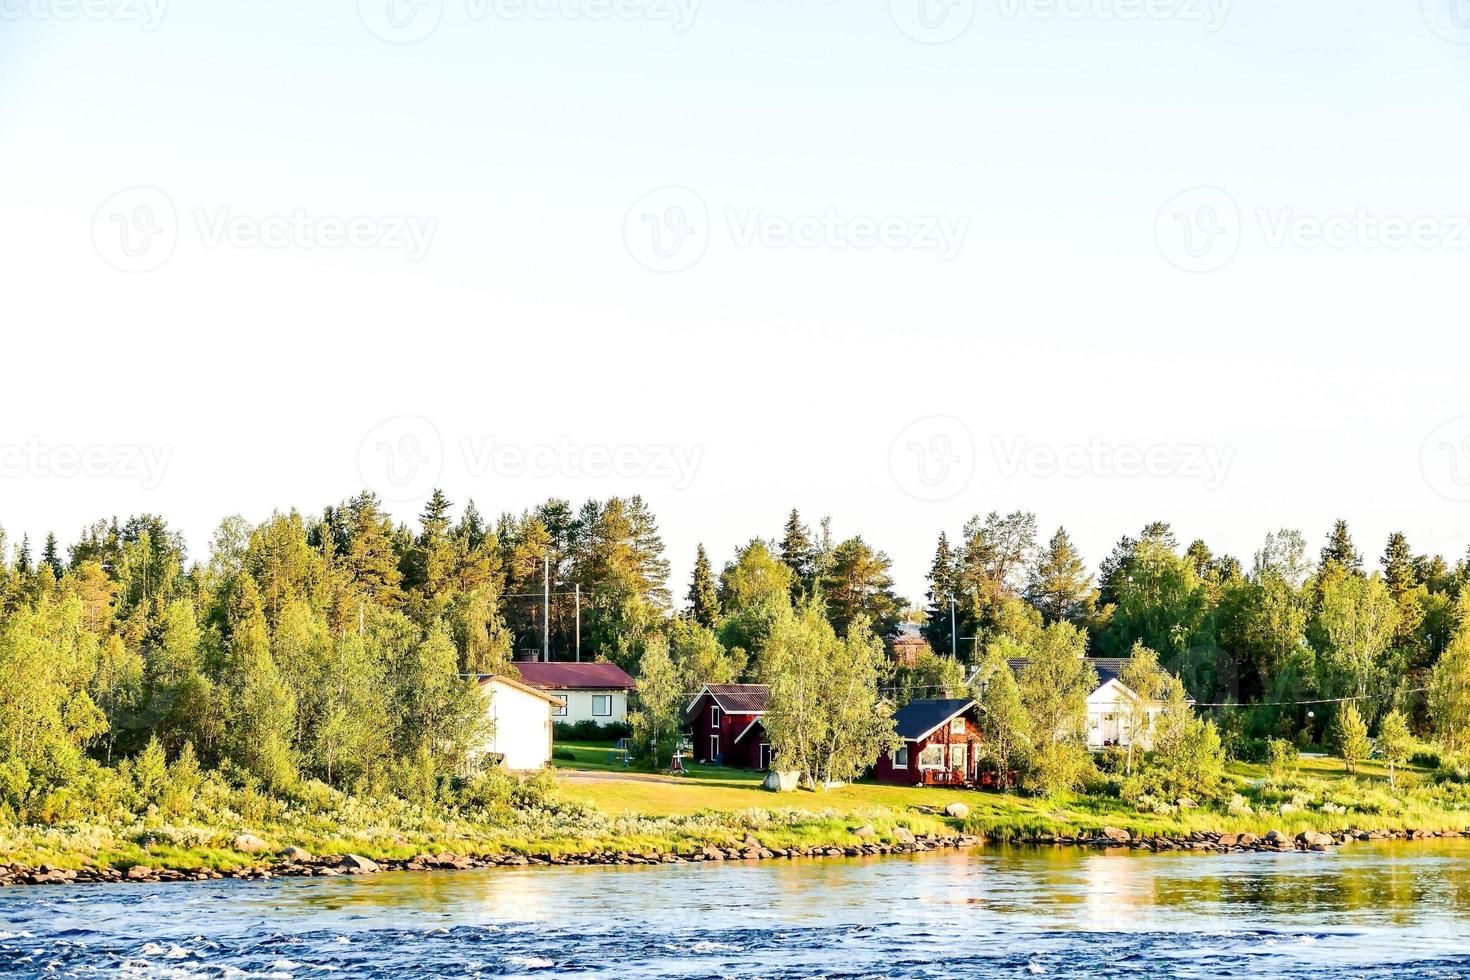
[686,684,771,770]
[872,698,984,786]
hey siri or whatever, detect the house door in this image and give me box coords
[759,743,772,770]
[950,744,968,780]
[709,734,720,764]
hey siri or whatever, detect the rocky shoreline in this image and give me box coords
[3,825,1467,888]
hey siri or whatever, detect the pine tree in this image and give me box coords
[922,532,958,655]
[1026,527,1096,626]
[15,535,31,576]
[778,509,816,599]
[686,544,720,628]
[41,533,62,576]
[1320,520,1362,576]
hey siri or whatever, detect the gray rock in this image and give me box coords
[944,802,970,819]
[282,846,313,862]
[1102,827,1131,843]
[853,824,877,839]
[233,834,270,854]
[340,854,380,873]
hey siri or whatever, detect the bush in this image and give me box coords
[1411,748,1443,770]
[552,748,578,761]
[554,720,631,742]
[1230,737,1270,764]
[1266,739,1299,782]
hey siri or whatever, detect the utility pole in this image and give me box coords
[949,595,956,658]
[574,583,581,662]
[543,555,551,663]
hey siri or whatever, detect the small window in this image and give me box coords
[918,744,946,769]
[711,705,722,727]
[894,745,910,768]
[592,694,612,717]
[950,717,965,734]
[552,694,567,717]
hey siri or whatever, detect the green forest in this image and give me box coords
[3,492,1470,833]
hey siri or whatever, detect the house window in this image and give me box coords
[951,744,968,775]
[592,695,612,717]
[950,718,965,734]
[709,734,720,763]
[552,695,568,717]
[894,745,910,768]
[918,744,946,769]
[711,705,722,727]
[759,743,772,770]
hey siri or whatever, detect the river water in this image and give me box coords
[3,840,1470,978]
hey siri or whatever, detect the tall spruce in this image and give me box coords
[686,544,720,628]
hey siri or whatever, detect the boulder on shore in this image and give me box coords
[852,824,877,840]
[340,854,380,874]
[282,846,313,863]
[763,770,800,793]
[233,834,270,854]
[1101,827,1131,843]
[944,802,970,819]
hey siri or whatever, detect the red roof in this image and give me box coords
[690,683,770,714]
[512,661,635,691]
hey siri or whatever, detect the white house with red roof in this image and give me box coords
[512,661,637,726]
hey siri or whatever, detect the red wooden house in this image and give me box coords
[872,698,984,786]
[686,683,772,770]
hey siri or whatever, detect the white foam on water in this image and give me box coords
[1027,963,1046,975]
[691,941,739,953]
[269,959,301,969]
[506,955,554,969]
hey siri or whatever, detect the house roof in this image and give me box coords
[687,683,770,715]
[732,716,767,745]
[977,657,1192,704]
[512,661,635,691]
[892,698,977,741]
[475,674,565,705]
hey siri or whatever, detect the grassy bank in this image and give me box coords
[3,746,1468,877]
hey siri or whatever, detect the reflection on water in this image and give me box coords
[2,840,1469,977]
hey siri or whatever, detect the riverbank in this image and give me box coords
[4,749,1469,888]
[8,822,1470,889]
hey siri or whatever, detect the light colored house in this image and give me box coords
[968,657,1176,751]
[512,661,636,726]
[473,674,560,770]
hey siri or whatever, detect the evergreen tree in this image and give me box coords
[686,544,720,628]
[820,536,901,638]
[15,535,32,576]
[921,532,958,655]
[1026,527,1096,627]
[1320,519,1362,576]
[41,533,62,577]
[778,509,816,599]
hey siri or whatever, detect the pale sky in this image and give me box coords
[2,0,1469,602]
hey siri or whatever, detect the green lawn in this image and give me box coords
[550,742,1469,841]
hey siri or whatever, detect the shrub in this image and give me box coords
[552,748,578,762]
[1266,739,1299,782]
[554,720,632,742]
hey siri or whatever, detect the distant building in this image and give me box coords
[472,675,560,770]
[872,698,984,786]
[889,623,932,667]
[512,661,636,726]
[968,657,1177,751]
[686,683,771,769]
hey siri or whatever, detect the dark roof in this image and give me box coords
[512,661,635,691]
[698,683,769,714]
[892,698,976,741]
[1001,657,1124,690]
